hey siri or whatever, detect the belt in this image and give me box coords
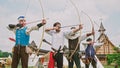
[51,47,63,53]
[15,45,26,47]
[69,50,80,52]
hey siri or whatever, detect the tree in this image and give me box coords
[2,52,9,57]
[0,50,2,52]
[0,50,3,57]
[114,47,120,53]
[107,53,120,67]
[0,50,12,57]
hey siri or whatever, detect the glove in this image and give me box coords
[16,24,23,28]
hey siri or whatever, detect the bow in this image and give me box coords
[81,11,95,43]
[68,0,82,60]
[32,0,45,61]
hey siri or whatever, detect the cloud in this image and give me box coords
[110,35,120,47]
[95,0,120,13]
[0,0,119,52]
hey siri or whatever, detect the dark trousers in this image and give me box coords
[11,46,29,68]
[85,58,97,68]
[54,52,63,68]
[68,52,81,68]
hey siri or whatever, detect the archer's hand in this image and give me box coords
[79,24,83,30]
[37,19,46,28]
[91,29,95,35]
[41,19,46,25]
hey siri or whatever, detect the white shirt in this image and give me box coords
[64,30,87,41]
[46,30,65,50]
[82,42,104,49]
[46,30,87,50]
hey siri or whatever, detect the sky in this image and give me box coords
[0,0,120,52]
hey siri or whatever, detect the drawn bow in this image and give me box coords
[81,11,95,43]
[68,0,82,61]
[32,0,45,61]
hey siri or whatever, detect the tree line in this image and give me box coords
[0,50,12,57]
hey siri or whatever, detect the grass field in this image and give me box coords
[104,65,120,68]
[4,65,120,68]
[104,65,114,68]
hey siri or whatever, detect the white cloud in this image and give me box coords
[95,0,120,13]
[0,0,119,52]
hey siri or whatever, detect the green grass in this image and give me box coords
[104,65,120,68]
[104,65,114,68]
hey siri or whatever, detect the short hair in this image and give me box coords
[86,38,92,42]
[53,22,61,27]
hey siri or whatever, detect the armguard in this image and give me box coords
[37,23,44,28]
[8,24,16,29]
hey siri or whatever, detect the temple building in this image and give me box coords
[96,22,118,64]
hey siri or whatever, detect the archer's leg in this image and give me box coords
[74,52,81,68]
[11,47,20,68]
[91,59,97,68]
[68,59,74,68]
[56,52,63,68]
[21,46,29,68]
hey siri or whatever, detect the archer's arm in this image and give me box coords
[7,24,17,33]
[45,26,60,36]
[26,19,46,35]
[80,32,94,41]
[45,27,55,32]
[45,27,55,36]
[64,24,83,37]
[72,24,83,33]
